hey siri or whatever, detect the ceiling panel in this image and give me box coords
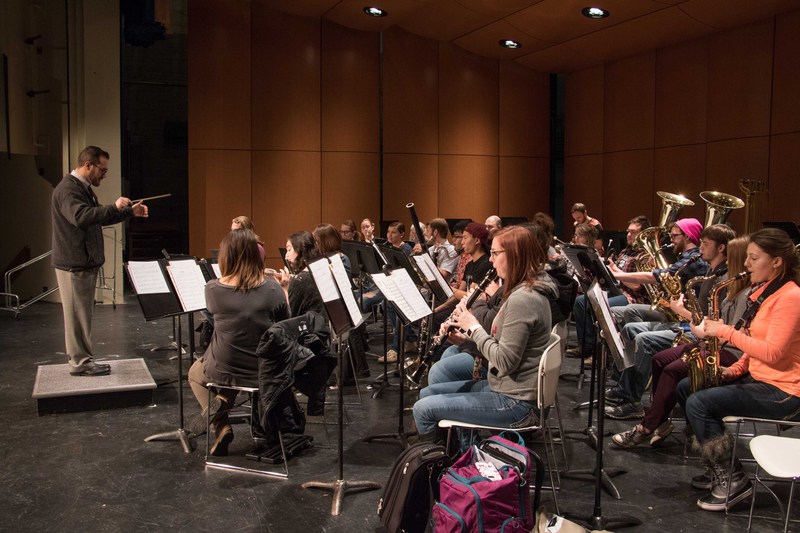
[260,0,800,73]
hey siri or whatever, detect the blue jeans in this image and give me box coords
[412,379,538,436]
[616,322,682,403]
[677,376,800,443]
[428,345,486,386]
[611,303,668,326]
[573,294,629,354]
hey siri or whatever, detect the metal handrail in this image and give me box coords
[1,250,58,317]
[1,227,119,317]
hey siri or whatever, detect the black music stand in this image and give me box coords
[563,281,640,530]
[301,255,381,515]
[127,255,207,453]
[362,266,432,448]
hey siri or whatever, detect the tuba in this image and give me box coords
[634,191,695,320]
[684,271,750,392]
[700,191,744,227]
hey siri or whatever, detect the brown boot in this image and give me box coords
[210,424,233,456]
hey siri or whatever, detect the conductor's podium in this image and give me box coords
[32,358,157,415]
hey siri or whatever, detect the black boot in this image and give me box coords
[697,433,753,511]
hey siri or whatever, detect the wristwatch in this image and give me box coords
[467,324,482,337]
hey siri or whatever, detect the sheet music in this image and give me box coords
[307,259,341,303]
[167,259,208,312]
[211,263,221,278]
[371,269,432,323]
[413,254,454,298]
[328,254,364,326]
[126,261,170,294]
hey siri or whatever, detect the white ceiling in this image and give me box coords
[261,0,799,72]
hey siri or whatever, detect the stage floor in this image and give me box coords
[0,300,789,532]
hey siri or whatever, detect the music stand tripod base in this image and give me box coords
[144,428,194,453]
[302,479,383,516]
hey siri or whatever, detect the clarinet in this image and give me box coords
[405,268,498,386]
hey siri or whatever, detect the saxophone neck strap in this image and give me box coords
[733,276,789,331]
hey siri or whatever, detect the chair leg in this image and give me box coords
[785,479,796,533]
[553,393,569,471]
[747,463,759,532]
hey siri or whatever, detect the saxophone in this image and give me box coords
[671,273,717,347]
[684,271,750,392]
[404,268,497,387]
[651,254,701,321]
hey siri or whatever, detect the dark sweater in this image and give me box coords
[51,174,131,271]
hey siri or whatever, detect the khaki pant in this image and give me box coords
[55,268,98,370]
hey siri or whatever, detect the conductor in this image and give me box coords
[51,146,148,376]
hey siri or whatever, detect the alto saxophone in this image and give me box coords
[672,273,717,347]
[684,271,749,392]
[404,268,498,387]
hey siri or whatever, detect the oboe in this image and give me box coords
[405,268,497,386]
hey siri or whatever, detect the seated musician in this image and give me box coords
[187,229,290,455]
[278,231,335,415]
[411,227,553,444]
[230,215,265,264]
[605,224,732,420]
[570,202,604,254]
[360,218,375,243]
[339,219,362,242]
[434,222,492,313]
[677,228,800,512]
[566,215,652,366]
[484,215,502,239]
[611,235,749,447]
[449,220,471,290]
[572,222,600,255]
[425,223,560,387]
[413,218,459,280]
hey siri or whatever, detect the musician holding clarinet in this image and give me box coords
[51,146,149,377]
[411,227,553,447]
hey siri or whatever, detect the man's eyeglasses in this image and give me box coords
[669,232,684,240]
[92,162,108,175]
[489,249,506,258]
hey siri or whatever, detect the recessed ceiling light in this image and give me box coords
[581,7,609,19]
[363,6,388,17]
[499,39,522,49]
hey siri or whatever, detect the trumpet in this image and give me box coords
[404,268,498,387]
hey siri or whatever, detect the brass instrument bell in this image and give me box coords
[700,191,745,227]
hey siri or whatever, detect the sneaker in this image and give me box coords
[604,386,627,404]
[691,466,715,490]
[564,347,583,358]
[376,349,398,364]
[582,356,594,368]
[649,421,674,447]
[403,341,418,354]
[604,401,644,420]
[697,465,753,511]
[612,426,649,448]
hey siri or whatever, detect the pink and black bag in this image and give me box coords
[432,432,544,532]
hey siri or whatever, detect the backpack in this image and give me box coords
[432,432,544,533]
[377,442,453,533]
[547,266,578,324]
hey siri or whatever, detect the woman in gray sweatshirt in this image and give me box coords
[412,226,552,440]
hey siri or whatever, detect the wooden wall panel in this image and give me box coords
[383,27,439,155]
[603,54,656,152]
[382,153,438,230]
[320,152,381,227]
[603,150,654,231]
[768,133,800,225]
[188,0,251,150]
[439,155,498,222]
[188,150,252,258]
[439,43,499,156]
[252,5,320,151]
[655,39,708,147]
[321,21,380,153]
[251,150,321,270]
[499,62,549,157]
[499,157,549,220]
[706,21,774,141]
[564,66,603,156]
[562,154,603,240]
[706,137,770,232]
[653,145,707,223]
[771,9,800,135]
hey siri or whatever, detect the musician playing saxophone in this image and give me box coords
[605,224,731,420]
[677,228,800,512]
[611,235,749,448]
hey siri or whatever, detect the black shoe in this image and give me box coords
[692,466,715,490]
[697,466,753,511]
[604,386,627,404]
[70,364,111,377]
[604,401,644,420]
